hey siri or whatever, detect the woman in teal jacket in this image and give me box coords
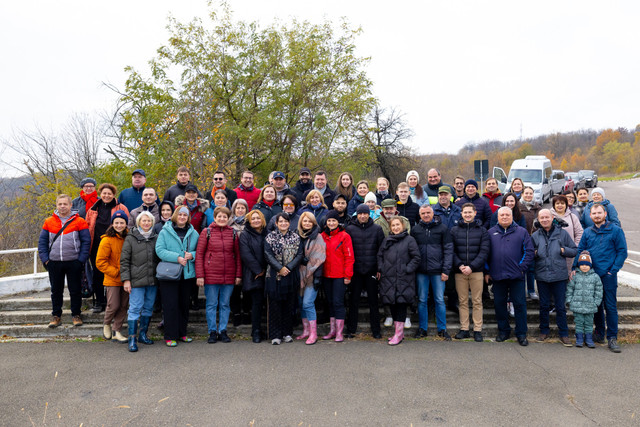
[155,206,199,347]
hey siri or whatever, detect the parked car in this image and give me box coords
[565,172,586,190]
[563,176,575,193]
[580,170,598,188]
[551,170,566,196]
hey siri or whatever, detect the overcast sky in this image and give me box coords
[1,0,639,173]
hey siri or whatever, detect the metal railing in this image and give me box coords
[0,248,39,276]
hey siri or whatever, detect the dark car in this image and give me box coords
[565,172,586,190]
[580,170,598,188]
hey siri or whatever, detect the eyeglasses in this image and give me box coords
[283,203,295,207]
[83,184,95,188]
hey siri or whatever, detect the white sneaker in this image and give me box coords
[271,338,281,345]
[508,302,515,318]
[404,317,412,329]
[283,335,293,343]
[384,317,393,327]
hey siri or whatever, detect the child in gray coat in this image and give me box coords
[566,251,603,348]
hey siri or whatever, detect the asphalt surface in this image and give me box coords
[1,340,639,426]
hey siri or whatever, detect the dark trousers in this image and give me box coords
[248,288,264,333]
[160,277,193,340]
[268,294,294,340]
[444,275,458,309]
[538,280,568,337]
[90,242,106,306]
[48,260,83,317]
[595,272,618,339]
[493,278,528,337]
[347,273,380,335]
[231,286,252,318]
[390,303,407,322]
[323,278,346,320]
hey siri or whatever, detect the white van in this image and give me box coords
[493,155,553,204]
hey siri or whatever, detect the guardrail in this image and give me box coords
[626,250,640,269]
[0,247,39,276]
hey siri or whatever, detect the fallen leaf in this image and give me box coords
[117,406,131,409]
[158,397,170,403]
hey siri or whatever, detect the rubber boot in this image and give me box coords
[335,319,345,342]
[138,316,154,345]
[322,317,336,340]
[128,321,138,352]
[306,320,318,345]
[584,333,595,348]
[297,319,310,340]
[389,321,405,346]
[575,332,584,348]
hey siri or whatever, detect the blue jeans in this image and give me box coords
[594,272,618,339]
[417,273,446,331]
[204,284,234,333]
[493,279,528,337]
[323,278,346,319]
[299,286,318,321]
[537,280,568,337]
[128,286,158,321]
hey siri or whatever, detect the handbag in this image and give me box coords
[156,234,190,280]
[81,260,94,298]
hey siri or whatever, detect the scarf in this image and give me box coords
[265,229,301,299]
[263,199,275,207]
[80,190,98,211]
[521,200,535,210]
[138,227,153,239]
[233,215,245,225]
[315,186,327,195]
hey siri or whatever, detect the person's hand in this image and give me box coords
[123,281,132,293]
[441,273,448,282]
[460,266,472,276]
[235,277,242,285]
[485,274,491,284]
[177,256,187,266]
[569,270,576,280]
[184,252,193,260]
[279,267,290,276]
[254,271,265,280]
[560,247,564,254]
[344,278,351,285]
[376,272,381,280]
[196,278,204,287]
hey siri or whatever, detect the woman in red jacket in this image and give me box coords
[321,210,354,342]
[195,207,242,344]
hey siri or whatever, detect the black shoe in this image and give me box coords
[495,333,511,342]
[414,328,428,339]
[372,332,382,339]
[252,330,261,343]
[473,331,483,342]
[219,330,231,343]
[232,314,241,327]
[454,330,470,340]
[593,332,605,344]
[91,304,105,313]
[344,332,355,339]
[608,338,621,353]
[438,330,452,341]
[517,336,529,346]
[207,332,218,344]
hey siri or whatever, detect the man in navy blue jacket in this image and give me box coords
[487,207,534,346]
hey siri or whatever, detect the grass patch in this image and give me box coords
[600,173,639,182]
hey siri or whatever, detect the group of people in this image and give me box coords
[38,165,628,352]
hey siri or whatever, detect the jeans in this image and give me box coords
[594,272,618,339]
[526,262,536,294]
[417,273,446,331]
[128,286,158,321]
[204,284,234,333]
[299,286,318,321]
[493,279,528,337]
[47,260,83,317]
[323,278,346,320]
[537,280,568,337]
[347,272,380,335]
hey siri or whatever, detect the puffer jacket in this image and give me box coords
[120,228,158,288]
[95,233,125,286]
[38,211,91,264]
[155,221,199,279]
[175,195,209,233]
[581,199,621,229]
[566,269,603,314]
[410,215,453,275]
[433,202,462,230]
[377,231,421,304]
[550,208,583,245]
[531,224,578,282]
[396,197,421,227]
[487,222,534,281]
[450,219,490,272]
[322,226,354,279]
[482,191,504,213]
[254,200,283,225]
[345,217,385,275]
[574,221,627,276]
[455,194,492,228]
[239,223,267,292]
[195,222,241,285]
[573,201,587,218]
[298,204,328,222]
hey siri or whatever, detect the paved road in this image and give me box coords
[1,341,639,426]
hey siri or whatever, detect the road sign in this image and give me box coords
[474,159,489,193]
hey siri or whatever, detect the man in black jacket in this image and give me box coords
[411,205,454,340]
[163,166,203,203]
[291,167,313,202]
[303,170,336,209]
[204,171,238,206]
[345,204,386,338]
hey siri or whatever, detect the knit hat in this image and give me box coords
[591,187,605,199]
[184,183,198,193]
[406,170,420,183]
[325,210,341,221]
[356,204,370,215]
[577,251,592,267]
[79,177,97,188]
[438,186,452,194]
[464,179,479,190]
[381,199,397,208]
[111,210,129,224]
[364,192,377,204]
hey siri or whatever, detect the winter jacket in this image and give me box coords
[489,209,527,230]
[267,212,299,233]
[375,191,393,206]
[253,200,283,225]
[410,216,453,275]
[566,269,603,314]
[374,213,411,237]
[298,204,328,222]
[377,231,421,305]
[455,194,492,228]
[119,186,153,213]
[175,195,209,234]
[303,187,337,210]
[519,201,542,234]
[120,228,158,288]
[550,208,583,245]
[195,223,241,285]
[71,191,97,219]
[345,217,385,275]
[95,233,125,287]
[264,230,304,300]
[396,197,420,227]
[239,224,267,292]
[433,202,462,230]
[291,180,313,204]
[128,203,161,228]
[234,185,262,210]
[573,201,587,218]
[162,181,203,203]
[487,222,534,281]
[229,217,246,236]
[423,181,455,205]
[581,199,621,229]
[573,221,627,276]
[450,219,490,272]
[482,192,504,213]
[322,227,355,279]
[409,188,429,207]
[347,194,365,216]
[86,202,130,246]
[38,211,91,265]
[203,203,234,227]
[155,221,199,280]
[204,186,237,205]
[299,226,326,290]
[531,224,578,282]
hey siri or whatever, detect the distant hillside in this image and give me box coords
[0,175,32,200]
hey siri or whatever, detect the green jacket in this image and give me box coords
[566,269,603,314]
[374,214,411,237]
[120,228,158,288]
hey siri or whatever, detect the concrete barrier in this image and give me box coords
[0,273,50,297]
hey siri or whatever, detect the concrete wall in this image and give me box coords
[0,273,50,297]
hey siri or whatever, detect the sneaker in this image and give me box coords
[179,336,193,343]
[72,315,83,327]
[536,334,548,343]
[473,331,483,342]
[283,335,293,343]
[91,304,104,313]
[454,330,470,340]
[165,340,177,347]
[271,338,281,345]
[438,330,452,341]
[48,316,61,328]
[560,336,572,347]
[414,328,428,339]
[383,317,393,327]
[508,302,515,318]
[608,338,621,353]
[218,330,231,343]
[529,292,539,301]
[404,317,412,329]
[207,331,218,344]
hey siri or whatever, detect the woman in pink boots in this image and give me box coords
[377,217,421,345]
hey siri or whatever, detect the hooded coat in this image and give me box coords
[239,223,267,292]
[377,231,421,304]
[566,269,603,314]
[345,217,385,275]
[195,222,241,285]
[120,227,158,288]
